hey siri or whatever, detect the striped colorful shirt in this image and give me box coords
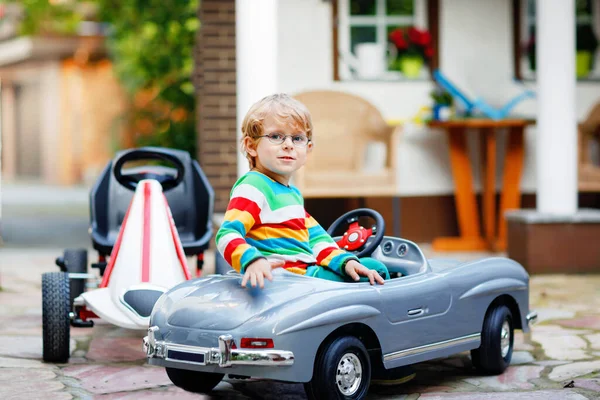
[216,171,358,276]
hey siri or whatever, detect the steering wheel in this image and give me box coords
[113,148,185,192]
[326,208,386,258]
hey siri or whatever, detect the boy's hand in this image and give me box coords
[344,260,385,285]
[242,258,285,289]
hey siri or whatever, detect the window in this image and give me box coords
[513,0,600,80]
[333,0,439,81]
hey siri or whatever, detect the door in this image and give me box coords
[379,273,453,353]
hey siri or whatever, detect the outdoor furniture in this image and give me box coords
[428,118,535,252]
[578,102,600,192]
[292,90,401,198]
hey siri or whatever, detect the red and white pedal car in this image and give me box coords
[42,147,214,363]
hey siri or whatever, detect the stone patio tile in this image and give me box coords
[0,367,70,399]
[0,335,76,359]
[514,332,535,351]
[63,364,172,394]
[0,356,55,368]
[548,360,600,382]
[573,378,600,393]
[95,385,214,399]
[86,337,147,362]
[419,390,588,399]
[462,365,544,390]
[511,351,535,365]
[533,360,570,367]
[585,333,600,351]
[555,315,600,330]
[533,308,575,324]
[531,331,590,361]
[0,367,57,382]
[1,387,72,400]
[532,325,592,336]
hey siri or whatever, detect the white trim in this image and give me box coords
[337,0,423,81]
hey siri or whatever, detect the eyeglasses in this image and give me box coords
[258,133,311,147]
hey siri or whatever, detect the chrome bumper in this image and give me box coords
[526,311,538,325]
[143,326,294,368]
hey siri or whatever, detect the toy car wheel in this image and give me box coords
[165,367,224,393]
[63,249,88,306]
[304,336,371,400]
[471,304,514,375]
[42,272,71,363]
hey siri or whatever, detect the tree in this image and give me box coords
[15,0,200,156]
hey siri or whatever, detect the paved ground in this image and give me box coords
[1,183,600,399]
[1,247,600,399]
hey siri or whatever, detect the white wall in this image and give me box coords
[276,0,600,196]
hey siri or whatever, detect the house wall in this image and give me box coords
[277,0,600,196]
[0,58,127,186]
[196,0,238,213]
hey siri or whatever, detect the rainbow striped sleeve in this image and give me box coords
[306,213,358,276]
[216,181,266,273]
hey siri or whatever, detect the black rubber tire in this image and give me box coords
[166,367,224,393]
[471,304,514,375]
[304,336,371,400]
[64,249,88,306]
[42,272,71,363]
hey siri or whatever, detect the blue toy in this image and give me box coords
[433,70,535,120]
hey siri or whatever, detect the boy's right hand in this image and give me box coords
[241,258,285,289]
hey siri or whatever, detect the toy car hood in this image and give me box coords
[153,270,370,331]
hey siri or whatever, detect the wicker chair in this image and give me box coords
[578,102,600,192]
[292,90,401,198]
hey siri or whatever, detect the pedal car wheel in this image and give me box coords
[42,272,71,363]
[165,367,224,393]
[64,249,88,306]
[304,336,371,400]
[471,304,514,375]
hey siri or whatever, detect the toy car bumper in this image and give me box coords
[143,326,294,367]
[526,311,538,325]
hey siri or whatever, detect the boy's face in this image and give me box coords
[246,115,312,184]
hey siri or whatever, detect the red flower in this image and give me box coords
[407,27,420,44]
[389,28,408,49]
[420,31,432,46]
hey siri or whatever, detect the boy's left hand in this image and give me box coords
[344,260,385,285]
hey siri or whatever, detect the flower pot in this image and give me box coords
[399,56,424,78]
[433,104,452,121]
[576,51,592,78]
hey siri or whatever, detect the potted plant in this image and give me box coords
[388,27,433,78]
[576,24,598,77]
[430,88,453,121]
[526,25,598,78]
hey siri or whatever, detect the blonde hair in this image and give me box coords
[241,93,313,168]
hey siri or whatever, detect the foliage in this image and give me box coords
[15,0,85,36]
[430,88,453,106]
[14,0,200,156]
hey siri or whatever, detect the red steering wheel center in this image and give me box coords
[336,222,374,251]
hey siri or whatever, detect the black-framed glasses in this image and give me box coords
[258,133,310,147]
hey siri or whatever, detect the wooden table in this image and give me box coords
[428,119,535,252]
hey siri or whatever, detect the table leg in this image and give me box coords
[433,127,487,251]
[481,128,497,248]
[496,126,525,251]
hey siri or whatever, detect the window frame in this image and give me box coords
[512,0,600,81]
[332,0,440,81]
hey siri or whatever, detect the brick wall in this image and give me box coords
[196,0,238,212]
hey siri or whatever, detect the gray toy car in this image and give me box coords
[144,209,537,399]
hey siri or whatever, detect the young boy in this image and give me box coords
[215,93,390,289]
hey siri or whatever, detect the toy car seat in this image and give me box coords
[89,147,214,265]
